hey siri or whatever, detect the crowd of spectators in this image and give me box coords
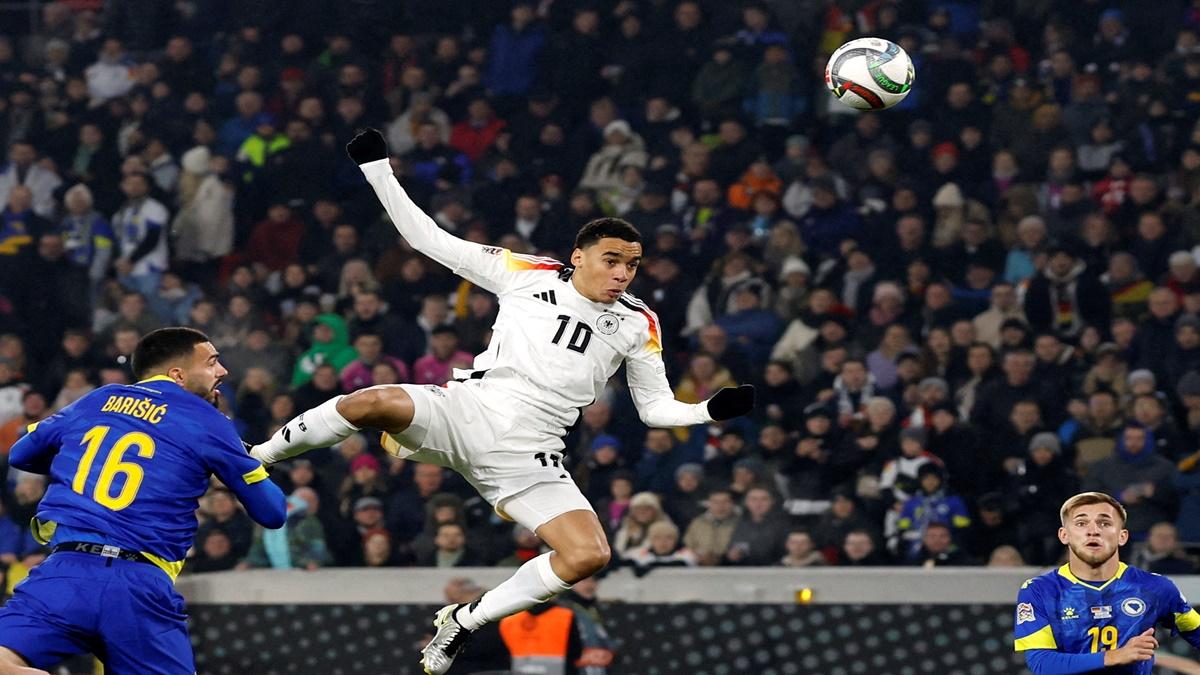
[6,0,1200,581]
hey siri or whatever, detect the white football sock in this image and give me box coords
[250,396,359,465]
[455,552,571,630]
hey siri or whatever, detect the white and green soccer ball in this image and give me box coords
[825,37,914,111]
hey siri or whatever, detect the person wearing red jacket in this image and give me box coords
[449,98,507,163]
[246,203,305,272]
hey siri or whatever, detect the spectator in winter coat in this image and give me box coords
[715,285,782,368]
[880,427,941,507]
[0,141,62,219]
[972,282,1025,349]
[386,92,451,157]
[1128,522,1198,575]
[291,314,357,388]
[239,494,331,570]
[411,326,474,386]
[812,490,878,556]
[84,38,135,104]
[627,521,698,576]
[1002,215,1048,285]
[797,177,863,258]
[1134,288,1183,384]
[840,529,889,566]
[724,487,788,566]
[579,120,647,192]
[339,332,410,392]
[111,172,170,298]
[246,203,305,272]
[58,183,114,293]
[829,358,877,428]
[664,464,706,529]
[635,428,699,495]
[400,122,473,196]
[1084,425,1179,537]
[970,350,1055,437]
[682,488,740,566]
[0,186,51,260]
[449,98,506,163]
[908,522,975,567]
[779,531,825,567]
[830,397,898,492]
[484,1,546,97]
[575,435,626,504]
[1175,452,1200,543]
[613,492,674,561]
[896,464,971,559]
[1024,242,1110,340]
[172,150,235,271]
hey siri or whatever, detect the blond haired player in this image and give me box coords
[1014,491,1200,673]
[249,129,755,673]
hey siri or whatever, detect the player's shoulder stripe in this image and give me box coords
[618,292,653,311]
[616,295,654,320]
[617,295,662,353]
[511,252,560,264]
[507,251,563,271]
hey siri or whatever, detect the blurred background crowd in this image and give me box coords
[4,0,1200,584]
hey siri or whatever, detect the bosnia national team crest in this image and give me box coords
[1121,598,1146,617]
[1016,602,1035,624]
[1091,606,1112,619]
[597,313,620,335]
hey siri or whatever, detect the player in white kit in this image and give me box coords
[249,129,755,674]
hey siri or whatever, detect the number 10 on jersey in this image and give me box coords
[551,315,592,354]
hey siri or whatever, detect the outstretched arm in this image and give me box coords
[351,128,553,295]
[623,314,754,427]
[204,423,287,528]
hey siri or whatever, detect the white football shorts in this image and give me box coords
[381,381,594,531]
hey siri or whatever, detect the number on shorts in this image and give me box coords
[550,315,592,354]
[534,452,562,468]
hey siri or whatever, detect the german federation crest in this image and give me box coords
[597,313,619,335]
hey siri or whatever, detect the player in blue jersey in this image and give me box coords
[1014,491,1200,673]
[0,327,287,675]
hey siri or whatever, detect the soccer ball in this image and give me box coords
[825,37,914,111]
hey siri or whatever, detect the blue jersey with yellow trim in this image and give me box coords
[1014,563,1200,673]
[9,376,276,577]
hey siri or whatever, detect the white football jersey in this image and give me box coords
[361,159,712,434]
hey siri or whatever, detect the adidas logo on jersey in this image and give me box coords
[533,290,557,304]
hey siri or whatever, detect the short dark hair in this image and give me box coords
[707,487,734,500]
[574,217,642,250]
[131,327,211,379]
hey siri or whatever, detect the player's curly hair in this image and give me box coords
[574,217,642,250]
[131,327,212,379]
[1060,492,1128,527]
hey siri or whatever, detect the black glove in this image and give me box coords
[346,128,389,164]
[707,385,755,421]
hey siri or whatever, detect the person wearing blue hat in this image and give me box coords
[577,434,624,503]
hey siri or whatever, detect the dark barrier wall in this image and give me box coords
[189,603,1195,674]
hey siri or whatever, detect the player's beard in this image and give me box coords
[1068,539,1118,567]
[182,375,220,407]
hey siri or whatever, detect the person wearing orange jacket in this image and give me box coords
[499,577,613,675]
